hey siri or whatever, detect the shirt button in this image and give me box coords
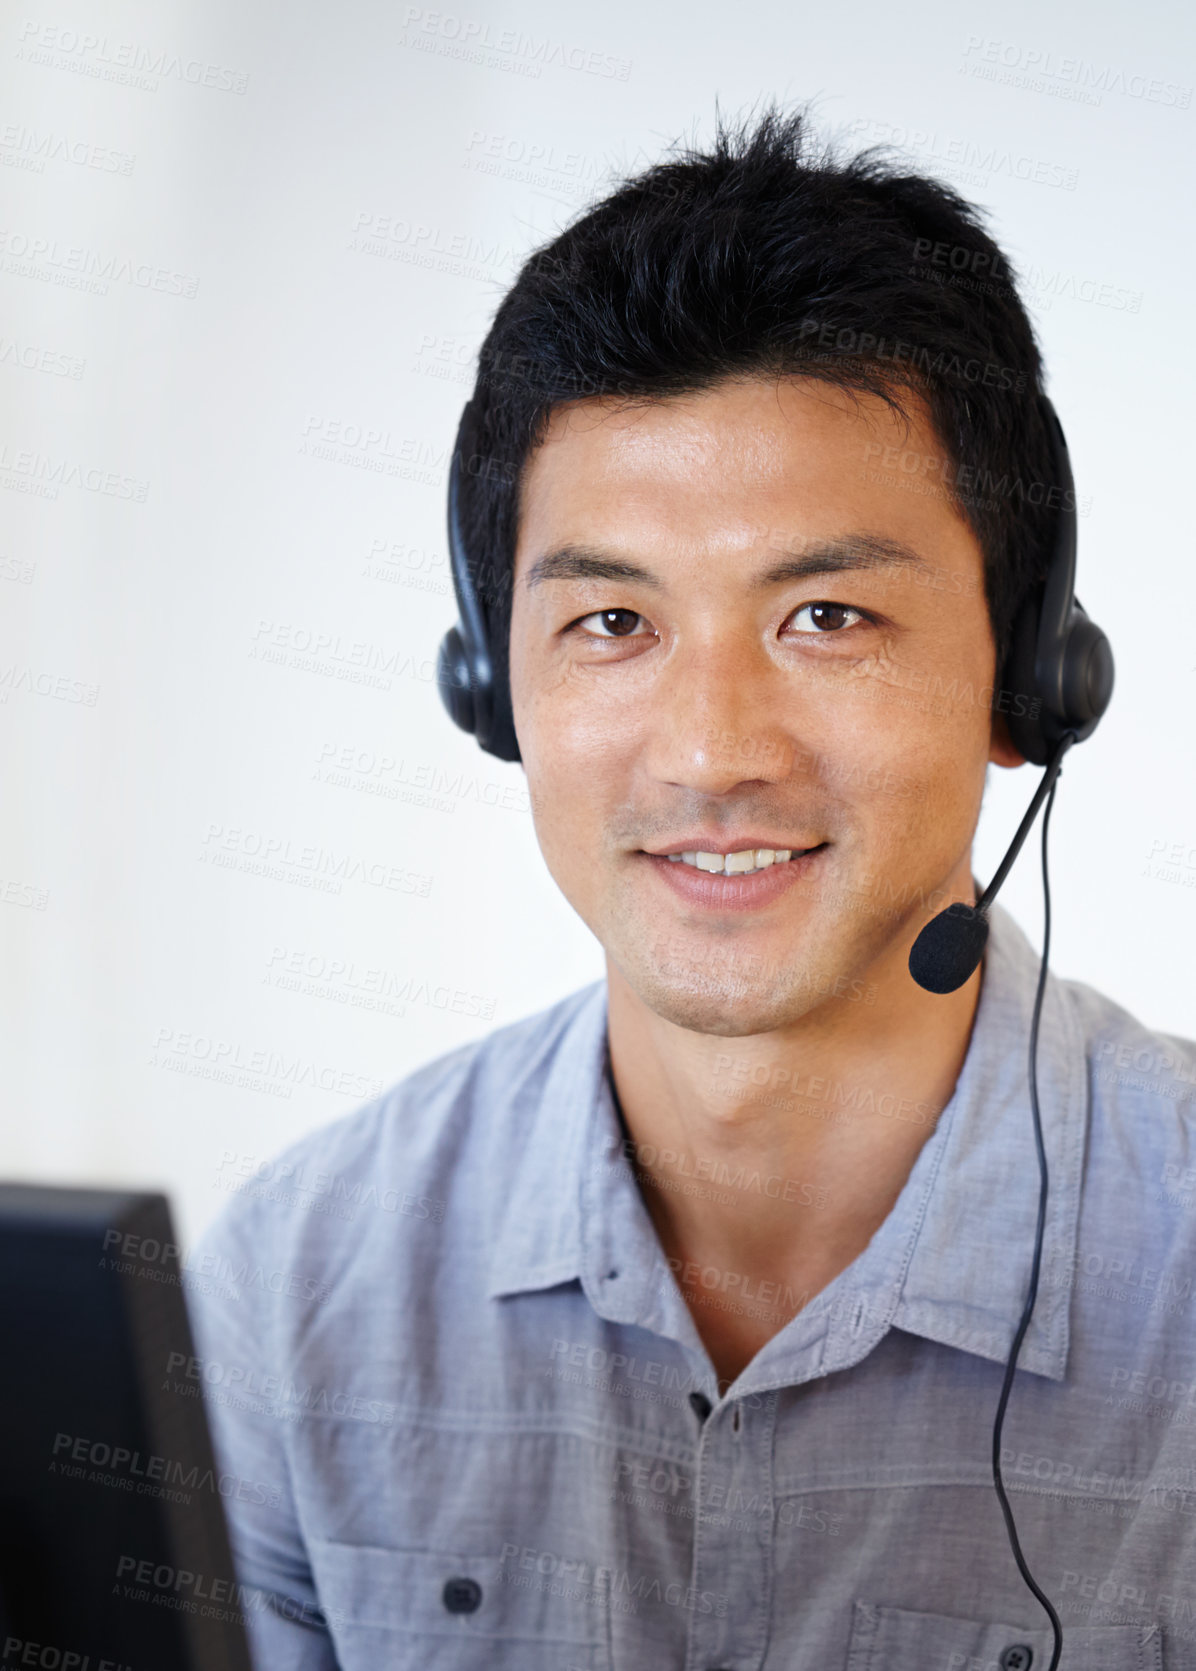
[999,1646,1033,1670]
[688,1391,712,1420]
[442,1576,483,1614]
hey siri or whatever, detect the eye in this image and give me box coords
[572,608,649,639]
[786,601,866,635]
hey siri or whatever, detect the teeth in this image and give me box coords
[665,847,794,874]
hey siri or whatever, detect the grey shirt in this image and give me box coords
[184,902,1196,1670]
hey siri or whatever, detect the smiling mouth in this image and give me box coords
[650,845,826,876]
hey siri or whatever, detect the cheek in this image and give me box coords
[511,628,624,876]
[828,701,985,863]
[519,660,635,782]
[522,726,604,863]
[522,764,610,932]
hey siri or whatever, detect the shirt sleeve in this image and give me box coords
[183,1190,341,1671]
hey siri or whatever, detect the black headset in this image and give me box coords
[435,382,1114,1671]
[436,391,1113,771]
[436,396,521,764]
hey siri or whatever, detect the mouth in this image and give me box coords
[637,842,830,911]
[641,843,826,876]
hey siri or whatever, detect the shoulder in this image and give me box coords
[988,904,1195,1138]
[284,974,602,1181]
[186,979,603,1281]
[1054,968,1196,1266]
[1056,967,1196,1117]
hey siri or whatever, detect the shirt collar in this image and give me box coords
[486,901,1086,1386]
[844,896,1086,1386]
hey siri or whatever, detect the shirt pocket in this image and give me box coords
[845,1599,1166,1670]
[308,1538,612,1671]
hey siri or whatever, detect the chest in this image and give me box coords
[279,1311,1194,1671]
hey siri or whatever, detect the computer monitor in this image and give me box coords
[0,1182,254,1670]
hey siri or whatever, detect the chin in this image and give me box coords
[616,956,822,1039]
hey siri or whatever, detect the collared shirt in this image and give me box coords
[185,902,1196,1671]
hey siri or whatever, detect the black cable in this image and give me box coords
[988,746,1073,1671]
[975,740,1072,916]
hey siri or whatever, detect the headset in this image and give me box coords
[436,387,1114,1670]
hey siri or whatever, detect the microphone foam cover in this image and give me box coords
[908,902,989,995]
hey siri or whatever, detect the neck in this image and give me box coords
[604,897,985,1367]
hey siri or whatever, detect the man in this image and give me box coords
[186,108,1196,1669]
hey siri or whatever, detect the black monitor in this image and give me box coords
[0,1182,254,1670]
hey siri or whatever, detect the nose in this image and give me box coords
[640,631,801,795]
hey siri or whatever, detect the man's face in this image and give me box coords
[508,376,1021,1037]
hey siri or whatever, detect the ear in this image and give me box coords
[989,708,1026,769]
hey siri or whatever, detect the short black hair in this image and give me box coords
[455,102,1056,703]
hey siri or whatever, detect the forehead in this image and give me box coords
[511,376,967,584]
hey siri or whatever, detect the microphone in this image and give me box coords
[908,731,1077,995]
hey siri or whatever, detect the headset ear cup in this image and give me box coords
[484,674,523,764]
[1060,611,1114,735]
[1001,596,1115,766]
[437,625,478,737]
[1001,590,1049,766]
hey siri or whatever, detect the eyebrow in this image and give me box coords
[521,534,930,592]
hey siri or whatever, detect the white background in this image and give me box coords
[3,0,1193,1249]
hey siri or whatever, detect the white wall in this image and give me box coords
[3,0,1193,1249]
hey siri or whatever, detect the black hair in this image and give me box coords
[455,102,1055,701]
